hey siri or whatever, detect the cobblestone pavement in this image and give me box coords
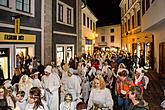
[144,70,165,110]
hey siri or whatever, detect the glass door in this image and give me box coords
[0,48,9,79]
[56,46,64,66]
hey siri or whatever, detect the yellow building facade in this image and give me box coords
[81,6,98,55]
[120,0,153,66]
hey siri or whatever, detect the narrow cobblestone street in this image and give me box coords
[144,70,165,110]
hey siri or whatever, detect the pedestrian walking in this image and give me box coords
[42,65,60,110]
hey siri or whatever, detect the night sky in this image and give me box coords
[87,0,121,27]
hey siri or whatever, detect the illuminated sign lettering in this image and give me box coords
[4,34,24,40]
[0,32,36,43]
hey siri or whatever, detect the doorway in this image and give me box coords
[0,48,10,79]
[159,43,165,77]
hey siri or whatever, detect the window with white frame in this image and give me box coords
[58,3,63,22]
[57,1,74,26]
[67,8,71,24]
[0,0,8,7]
[16,0,30,13]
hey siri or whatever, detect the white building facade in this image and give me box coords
[119,0,153,68]
[81,6,97,55]
[141,0,164,74]
[95,24,121,51]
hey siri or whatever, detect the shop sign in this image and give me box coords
[0,32,36,43]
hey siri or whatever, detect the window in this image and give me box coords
[128,0,129,9]
[137,10,141,26]
[0,0,8,7]
[125,4,126,13]
[67,8,71,24]
[142,0,145,16]
[16,0,30,13]
[93,22,96,31]
[83,13,86,26]
[125,22,127,32]
[146,0,150,11]
[58,3,63,22]
[110,29,114,33]
[57,1,74,26]
[132,15,134,29]
[111,35,114,43]
[101,36,105,42]
[122,24,124,34]
[87,17,89,28]
[86,39,92,45]
[90,20,93,30]
[128,19,130,31]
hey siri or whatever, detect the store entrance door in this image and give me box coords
[0,48,10,79]
[56,44,74,66]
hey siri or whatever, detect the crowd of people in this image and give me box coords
[0,50,150,110]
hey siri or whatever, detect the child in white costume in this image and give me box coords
[60,93,76,110]
[25,87,48,110]
[16,91,27,110]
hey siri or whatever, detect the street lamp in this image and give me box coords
[95,33,98,38]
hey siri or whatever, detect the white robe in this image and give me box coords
[81,81,91,103]
[60,102,76,110]
[16,99,27,110]
[19,81,33,99]
[87,88,114,110]
[65,75,81,101]
[32,79,42,88]
[25,103,46,110]
[42,73,61,110]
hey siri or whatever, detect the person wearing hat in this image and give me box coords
[134,68,145,92]
[64,68,81,102]
[42,65,60,110]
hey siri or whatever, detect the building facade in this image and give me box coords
[119,0,153,68]
[81,6,97,55]
[141,0,164,74]
[0,0,82,79]
[95,24,121,51]
[0,0,41,79]
[52,0,81,66]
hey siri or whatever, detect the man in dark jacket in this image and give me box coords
[37,61,45,80]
